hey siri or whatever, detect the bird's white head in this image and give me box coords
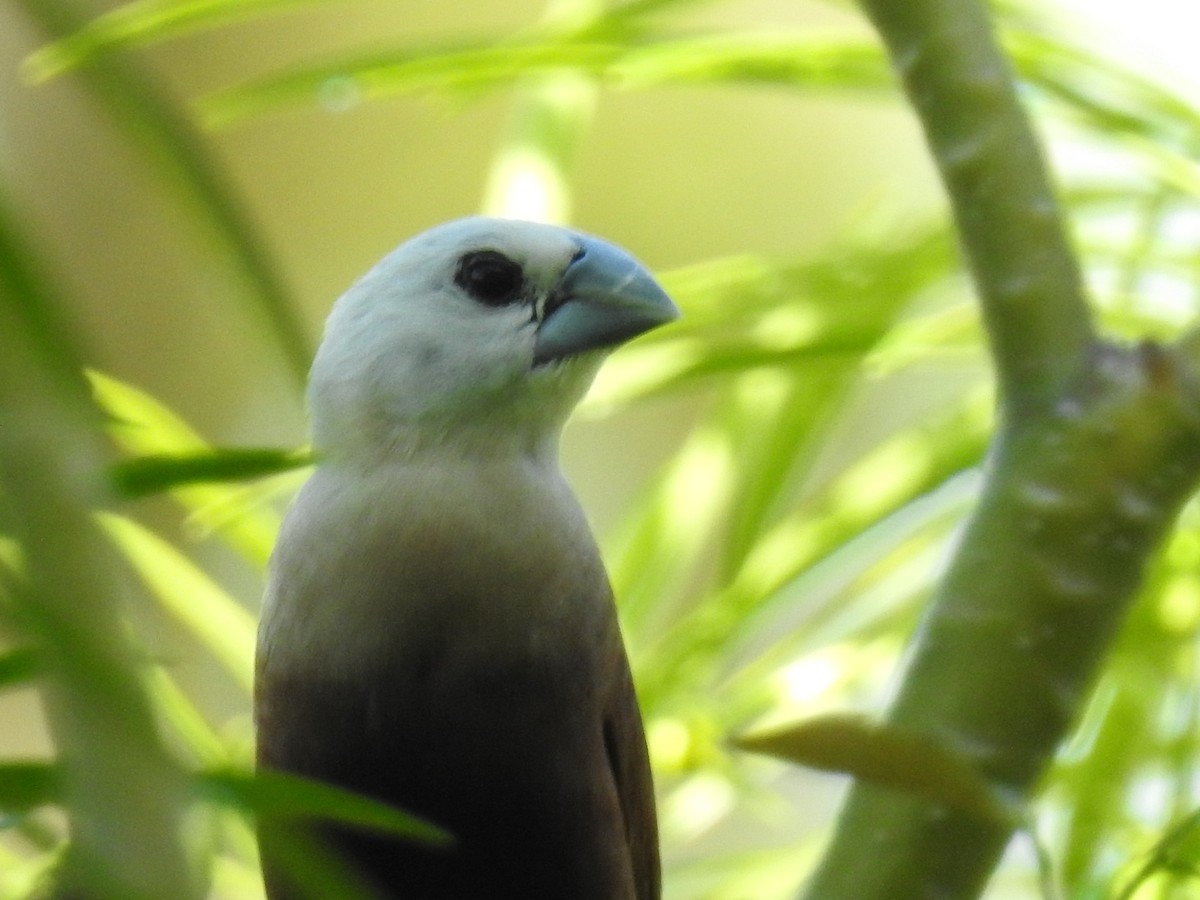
[308,217,678,463]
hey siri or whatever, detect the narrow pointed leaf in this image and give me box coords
[89,371,285,564]
[0,648,40,690]
[199,40,623,127]
[110,447,313,499]
[198,768,452,846]
[736,714,1016,824]
[99,513,256,690]
[15,0,311,381]
[0,762,62,814]
[25,0,334,81]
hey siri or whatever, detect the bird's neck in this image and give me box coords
[313,414,563,471]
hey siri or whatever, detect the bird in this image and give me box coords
[255,217,678,900]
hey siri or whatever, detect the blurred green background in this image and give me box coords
[4,0,1200,897]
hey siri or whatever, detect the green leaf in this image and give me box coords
[1114,806,1200,899]
[14,0,312,382]
[0,647,40,690]
[587,229,955,412]
[0,762,61,815]
[198,768,452,846]
[735,713,1017,825]
[614,32,888,90]
[90,371,287,565]
[1007,28,1200,148]
[722,466,982,684]
[144,666,238,766]
[99,513,256,691]
[199,31,887,128]
[110,448,313,499]
[24,0,337,81]
[199,39,624,127]
[603,0,722,24]
[0,185,89,401]
[18,0,715,83]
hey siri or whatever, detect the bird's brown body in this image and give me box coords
[257,460,658,899]
[255,219,673,900]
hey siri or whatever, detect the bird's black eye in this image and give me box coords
[455,251,524,307]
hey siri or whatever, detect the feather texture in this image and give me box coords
[256,219,672,899]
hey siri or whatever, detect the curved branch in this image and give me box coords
[793,2,1200,898]
[862,0,1095,412]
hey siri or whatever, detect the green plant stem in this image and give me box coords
[0,190,200,900]
[863,0,1094,412]
[799,1,1200,897]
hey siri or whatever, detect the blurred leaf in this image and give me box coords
[715,374,839,584]
[0,844,61,900]
[199,39,623,127]
[110,447,313,499]
[0,186,87,397]
[614,32,887,89]
[11,0,1200,894]
[0,647,39,690]
[25,0,338,81]
[90,371,286,564]
[1050,539,1200,890]
[37,0,1198,205]
[1056,688,1150,889]
[90,371,210,452]
[0,156,201,900]
[20,0,723,82]
[722,467,981,686]
[480,63,597,222]
[208,840,269,900]
[14,0,312,382]
[145,667,239,766]
[2,762,451,861]
[613,226,970,724]
[1007,27,1200,149]
[0,762,61,815]
[588,228,955,410]
[1114,806,1200,899]
[736,713,1016,824]
[663,839,813,900]
[99,513,256,691]
[610,419,737,651]
[604,0,724,23]
[740,394,987,601]
[198,768,452,846]
[199,30,886,127]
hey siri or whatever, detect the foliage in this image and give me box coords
[3,0,1200,897]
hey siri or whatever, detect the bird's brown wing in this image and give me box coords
[603,640,661,900]
[257,467,662,899]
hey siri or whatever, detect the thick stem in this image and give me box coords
[0,192,201,900]
[803,344,1200,898]
[861,0,1095,412]
[799,1,1200,897]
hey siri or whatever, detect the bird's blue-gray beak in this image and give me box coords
[532,236,679,366]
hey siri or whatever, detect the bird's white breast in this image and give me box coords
[258,455,614,686]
